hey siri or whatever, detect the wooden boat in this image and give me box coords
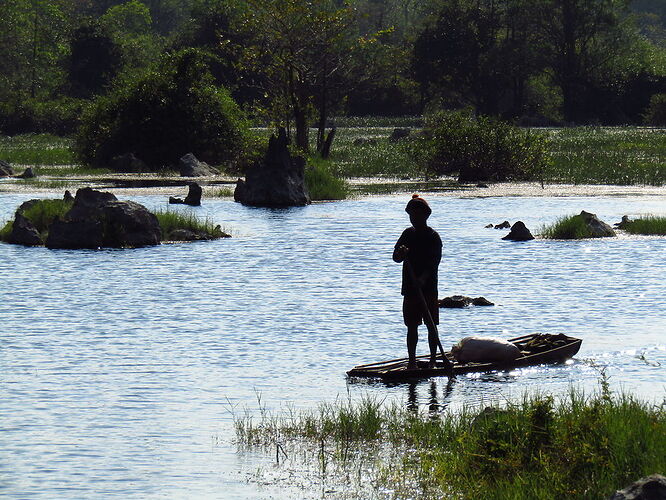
[347,333,582,381]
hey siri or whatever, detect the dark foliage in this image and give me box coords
[417,111,550,182]
[75,48,249,169]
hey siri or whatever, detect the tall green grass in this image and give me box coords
[539,214,598,239]
[0,134,75,165]
[305,157,349,200]
[235,383,666,499]
[153,208,229,238]
[622,216,666,235]
[545,127,666,185]
[0,198,72,242]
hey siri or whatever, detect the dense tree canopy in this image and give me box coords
[0,0,665,139]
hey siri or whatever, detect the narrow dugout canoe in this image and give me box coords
[347,333,582,381]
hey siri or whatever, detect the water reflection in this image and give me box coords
[406,378,456,416]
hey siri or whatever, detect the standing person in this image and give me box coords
[393,194,442,369]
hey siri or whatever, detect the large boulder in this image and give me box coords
[580,210,616,237]
[179,153,220,177]
[0,159,14,177]
[7,213,42,246]
[234,128,310,207]
[46,187,161,249]
[109,153,148,173]
[608,474,666,500]
[502,221,535,241]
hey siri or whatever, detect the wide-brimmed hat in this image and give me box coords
[405,194,431,216]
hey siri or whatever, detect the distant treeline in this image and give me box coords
[1,0,666,138]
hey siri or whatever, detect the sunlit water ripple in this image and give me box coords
[1,192,665,498]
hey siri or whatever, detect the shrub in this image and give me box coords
[75,48,250,170]
[643,94,666,126]
[540,214,596,239]
[418,111,551,182]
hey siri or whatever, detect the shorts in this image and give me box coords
[403,294,439,327]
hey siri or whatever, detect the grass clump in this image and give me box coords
[0,198,72,243]
[235,382,666,499]
[622,216,666,235]
[153,208,229,239]
[305,157,349,201]
[540,214,597,239]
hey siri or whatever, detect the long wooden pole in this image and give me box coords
[404,258,454,375]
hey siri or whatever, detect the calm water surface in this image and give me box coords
[1,192,665,498]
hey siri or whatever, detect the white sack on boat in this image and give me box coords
[451,336,521,363]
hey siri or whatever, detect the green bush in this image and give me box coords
[418,111,551,182]
[75,48,250,169]
[643,94,666,126]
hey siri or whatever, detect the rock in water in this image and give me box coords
[46,187,161,249]
[502,221,535,241]
[184,182,202,206]
[234,128,310,207]
[179,153,220,177]
[17,167,35,179]
[388,128,411,142]
[8,213,42,246]
[608,474,666,500]
[579,210,616,237]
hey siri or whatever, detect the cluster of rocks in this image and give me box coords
[169,182,202,206]
[489,211,618,242]
[234,128,310,207]
[3,187,228,249]
[109,152,220,177]
[0,160,35,179]
[439,296,495,308]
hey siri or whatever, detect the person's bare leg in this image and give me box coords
[428,330,438,367]
[407,325,418,369]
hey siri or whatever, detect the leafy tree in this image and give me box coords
[66,21,122,98]
[535,0,633,123]
[75,48,249,169]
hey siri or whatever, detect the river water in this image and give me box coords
[1,191,665,499]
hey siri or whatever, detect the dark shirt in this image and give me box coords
[395,226,442,296]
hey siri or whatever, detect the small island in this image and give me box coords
[0,187,229,249]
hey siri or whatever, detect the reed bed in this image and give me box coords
[0,134,75,165]
[539,214,599,239]
[153,208,229,238]
[234,381,666,499]
[622,216,666,235]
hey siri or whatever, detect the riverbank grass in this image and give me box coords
[235,385,666,499]
[622,216,666,235]
[305,157,349,200]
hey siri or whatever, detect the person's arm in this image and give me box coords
[393,230,409,263]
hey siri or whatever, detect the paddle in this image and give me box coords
[404,257,454,376]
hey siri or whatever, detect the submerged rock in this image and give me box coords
[494,221,511,229]
[234,128,310,207]
[502,221,535,241]
[608,474,666,500]
[439,296,495,308]
[615,215,632,230]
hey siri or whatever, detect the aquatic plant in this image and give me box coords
[304,158,349,200]
[235,382,666,500]
[621,216,666,235]
[153,208,229,239]
[539,214,598,239]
